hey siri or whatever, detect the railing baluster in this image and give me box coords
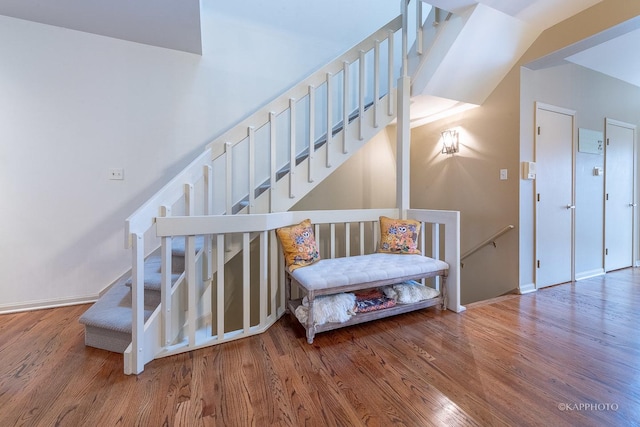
[243,232,250,332]
[358,49,365,141]
[186,234,197,346]
[314,224,321,259]
[203,165,213,280]
[184,182,197,345]
[248,126,255,213]
[387,30,394,117]
[342,61,350,154]
[416,0,423,55]
[373,220,379,253]
[224,144,233,252]
[289,98,296,199]
[345,222,351,257]
[224,142,233,215]
[260,231,268,325]
[269,112,277,213]
[185,183,194,215]
[419,220,426,285]
[359,221,365,255]
[326,73,333,168]
[269,230,278,319]
[401,0,408,76]
[432,223,441,290]
[432,223,440,260]
[308,85,315,183]
[216,234,225,340]
[160,205,173,346]
[204,164,213,215]
[330,223,336,259]
[374,40,380,128]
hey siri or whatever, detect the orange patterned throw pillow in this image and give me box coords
[378,216,421,254]
[276,219,320,271]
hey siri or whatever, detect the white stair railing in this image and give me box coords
[121,1,447,374]
[134,208,461,374]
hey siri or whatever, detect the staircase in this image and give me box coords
[80,7,414,374]
[79,1,540,374]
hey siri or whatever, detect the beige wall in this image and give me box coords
[410,68,521,304]
[293,129,398,211]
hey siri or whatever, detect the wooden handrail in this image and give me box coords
[461,225,514,263]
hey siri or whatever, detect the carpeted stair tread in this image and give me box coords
[79,283,155,333]
[171,235,205,257]
[124,256,181,292]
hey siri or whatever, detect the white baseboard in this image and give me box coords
[575,268,605,281]
[0,271,128,315]
[635,260,640,267]
[518,283,537,294]
[0,294,99,315]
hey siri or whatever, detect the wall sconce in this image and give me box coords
[441,129,459,154]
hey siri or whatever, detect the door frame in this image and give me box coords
[604,118,637,270]
[534,102,576,289]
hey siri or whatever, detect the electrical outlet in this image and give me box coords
[109,168,124,180]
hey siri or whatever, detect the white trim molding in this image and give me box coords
[518,283,537,294]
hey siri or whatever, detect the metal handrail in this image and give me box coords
[461,224,514,263]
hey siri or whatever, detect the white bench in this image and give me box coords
[285,253,448,343]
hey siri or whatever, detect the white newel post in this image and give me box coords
[131,232,145,374]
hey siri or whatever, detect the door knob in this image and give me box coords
[630,203,637,207]
[566,205,576,209]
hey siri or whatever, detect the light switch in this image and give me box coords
[500,169,508,180]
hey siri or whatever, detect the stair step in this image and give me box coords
[79,283,154,352]
[170,235,204,257]
[80,234,205,353]
[124,256,181,293]
[168,235,205,272]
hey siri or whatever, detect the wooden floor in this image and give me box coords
[2,269,639,426]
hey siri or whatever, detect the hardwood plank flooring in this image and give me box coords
[1,268,639,426]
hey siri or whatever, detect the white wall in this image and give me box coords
[0,0,399,311]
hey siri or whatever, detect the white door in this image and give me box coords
[605,119,636,271]
[535,104,575,288]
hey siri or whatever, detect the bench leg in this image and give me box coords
[441,274,448,310]
[306,292,315,344]
[284,273,292,314]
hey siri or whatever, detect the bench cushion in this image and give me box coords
[290,253,448,292]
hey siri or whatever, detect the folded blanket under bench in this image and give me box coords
[286,253,449,343]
